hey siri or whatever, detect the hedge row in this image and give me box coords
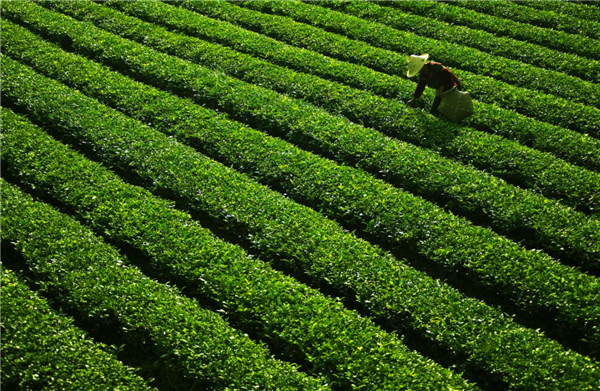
[519,0,600,22]
[585,0,600,8]
[448,0,600,40]
[0,180,326,391]
[2,103,480,391]
[2,83,594,389]
[378,0,600,59]
[312,0,599,83]
[0,266,155,391]
[4,21,599,279]
[4,54,600,377]
[11,2,600,216]
[175,0,600,144]
[107,0,600,173]
[237,0,600,109]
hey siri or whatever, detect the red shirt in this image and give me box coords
[413,62,460,99]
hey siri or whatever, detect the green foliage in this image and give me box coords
[2,1,600,390]
[171,0,600,157]
[236,0,600,109]
[450,0,600,40]
[1,179,328,391]
[116,0,600,172]
[519,0,600,22]
[0,267,155,391]
[3,20,599,275]
[314,0,599,83]
[7,0,600,216]
[1,114,473,391]
[3,60,600,389]
[380,0,600,59]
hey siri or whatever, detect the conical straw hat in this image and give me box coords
[406,54,429,77]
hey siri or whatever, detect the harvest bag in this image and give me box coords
[437,86,473,123]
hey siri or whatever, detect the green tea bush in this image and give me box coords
[237,0,600,108]
[108,0,600,172]
[7,1,600,216]
[0,267,156,391]
[166,1,600,153]
[380,0,600,59]
[4,2,600,389]
[519,0,600,22]
[449,0,600,40]
[3,21,599,275]
[1,115,476,391]
[4,34,600,337]
[170,0,600,147]
[3,58,600,388]
[312,0,599,83]
[0,180,326,391]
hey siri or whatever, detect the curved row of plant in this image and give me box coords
[1,119,484,391]
[3,114,478,390]
[3,87,599,391]
[0,179,326,391]
[10,2,600,216]
[236,0,600,109]
[5,23,599,280]
[171,0,600,141]
[448,0,600,40]
[519,0,600,22]
[310,0,599,83]
[103,0,600,173]
[377,0,599,59]
[4,57,600,374]
[0,267,156,391]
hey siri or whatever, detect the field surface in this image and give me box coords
[2,1,600,390]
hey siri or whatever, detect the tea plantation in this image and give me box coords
[2,1,599,390]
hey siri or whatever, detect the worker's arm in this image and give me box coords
[413,79,427,99]
[407,79,427,106]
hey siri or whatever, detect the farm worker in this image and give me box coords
[406,54,463,116]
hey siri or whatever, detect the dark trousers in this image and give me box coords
[431,81,463,115]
